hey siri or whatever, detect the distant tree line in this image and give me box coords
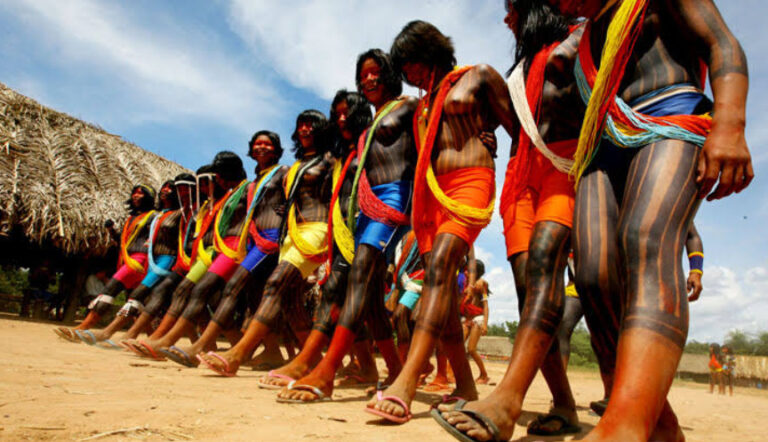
[685,330,768,356]
[487,320,598,368]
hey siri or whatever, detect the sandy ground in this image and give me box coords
[1,317,767,441]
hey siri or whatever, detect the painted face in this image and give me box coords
[160,184,173,200]
[250,134,277,163]
[198,177,211,196]
[359,58,386,105]
[548,0,600,18]
[401,62,431,90]
[131,187,145,207]
[333,100,353,141]
[297,120,315,149]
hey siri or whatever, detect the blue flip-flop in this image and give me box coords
[160,346,199,368]
[97,339,122,350]
[75,329,98,345]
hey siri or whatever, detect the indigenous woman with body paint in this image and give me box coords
[54,185,157,341]
[366,21,518,424]
[278,49,417,403]
[116,170,201,345]
[137,152,249,358]
[163,133,289,368]
[76,179,183,347]
[125,162,235,357]
[548,1,752,440]
[198,110,334,376]
[436,1,586,439]
[260,91,373,389]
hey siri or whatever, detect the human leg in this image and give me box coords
[587,140,700,441]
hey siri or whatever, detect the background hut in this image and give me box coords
[0,81,190,321]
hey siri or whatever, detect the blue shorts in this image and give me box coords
[399,290,420,310]
[241,228,280,272]
[355,181,411,258]
[140,254,176,288]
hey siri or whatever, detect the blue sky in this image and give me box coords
[1,0,765,343]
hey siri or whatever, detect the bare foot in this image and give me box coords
[276,373,334,402]
[429,385,479,408]
[475,375,490,385]
[243,351,285,371]
[437,392,520,441]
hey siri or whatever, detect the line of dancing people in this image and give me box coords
[53,0,752,440]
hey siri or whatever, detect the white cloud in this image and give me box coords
[227,0,514,100]
[3,0,284,130]
[688,265,768,343]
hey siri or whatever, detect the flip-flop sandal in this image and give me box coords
[123,340,148,357]
[276,381,333,403]
[527,412,581,436]
[364,390,412,424]
[75,329,98,345]
[137,340,166,361]
[590,399,609,416]
[97,339,122,350]
[430,394,466,410]
[197,352,236,377]
[258,370,295,390]
[160,346,199,368]
[430,399,503,442]
[54,327,79,342]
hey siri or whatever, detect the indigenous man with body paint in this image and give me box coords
[198,110,334,376]
[54,184,157,341]
[548,1,752,440]
[436,1,587,439]
[278,49,417,403]
[259,90,374,389]
[163,133,290,368]
[74,179,184,347]
[366,21,518,424]
[136,152,250,359]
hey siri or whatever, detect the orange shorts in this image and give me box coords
[503,152,574,257]
[416,167,495,254]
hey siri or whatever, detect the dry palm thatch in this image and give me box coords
[0,81,190,255]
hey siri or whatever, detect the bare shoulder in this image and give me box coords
[472,63,504,83]
[399,95,419,111]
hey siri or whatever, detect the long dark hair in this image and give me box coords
[507,0,572,75]
[290,109,329,160]
[329,90,373,158]
[126,184,156,215]
[390,20,456,77]
[355,49,402,98]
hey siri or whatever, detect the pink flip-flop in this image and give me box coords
[197,352,236,377]
[137,340,166,361]
[258,370,295,390]
[364,390,412,424]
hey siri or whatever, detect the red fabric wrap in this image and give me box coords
[358,170,409,226]
[319,149,357,286]
[412,66,473,241]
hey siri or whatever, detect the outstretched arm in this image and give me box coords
[685,223,704,301]
[671,0,753,201]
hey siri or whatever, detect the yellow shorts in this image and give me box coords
[185,247,215,284]
[279,222,328,278]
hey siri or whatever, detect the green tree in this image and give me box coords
[684,340,710,354]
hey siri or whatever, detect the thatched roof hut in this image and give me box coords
[0,81,190,257]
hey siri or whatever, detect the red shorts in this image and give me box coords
[503,151,575,257]
[113,252,149,290]
[207,236,241,281]
[416,167,495,254]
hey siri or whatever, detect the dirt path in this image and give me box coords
[1,318,766,441]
